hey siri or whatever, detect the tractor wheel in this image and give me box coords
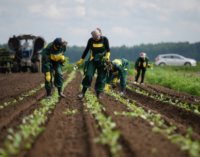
[31,61,40,73]
[12,62,19,73]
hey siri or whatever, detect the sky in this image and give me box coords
[0,0,200,47]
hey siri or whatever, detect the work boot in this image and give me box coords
[78,86,87,98]
[96,91,102,99]
[58,87,65,98]
[119,86,126,96]
[46,89,52,99]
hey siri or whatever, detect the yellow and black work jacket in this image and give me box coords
[81,36,110,61]
[135,57,149,70]
[42,42,66,72]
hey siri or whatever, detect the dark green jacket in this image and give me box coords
[135,56,149,70]
[107,58,130,86]
[42,42,66,72]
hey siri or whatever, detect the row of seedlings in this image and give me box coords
[82,85,121,157]
[0,71,76,157]
[126,83,200,115]
[104,89,200,157]
[0,70,68,109]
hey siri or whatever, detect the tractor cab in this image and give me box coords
[8,34,46,73]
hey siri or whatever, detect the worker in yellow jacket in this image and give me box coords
[42,38,67,99]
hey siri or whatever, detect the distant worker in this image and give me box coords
[134,52,151,85]
[104,58,130,96]
[42,38,67,99]
[76,28,111,99]
[22,39,30,50]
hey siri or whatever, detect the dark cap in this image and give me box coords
[54,38,67,46]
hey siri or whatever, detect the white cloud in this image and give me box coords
[111,27,136,38]
[75,0,85,3]
[142,27,172,37]
[28,3,85,19]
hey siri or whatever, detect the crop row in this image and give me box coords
[126,83,200,115]
[0,71,68,110]
[0,71,76,157]
[82,85,121,157]
[105,89,200,157]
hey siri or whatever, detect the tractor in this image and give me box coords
[8,34,46,73]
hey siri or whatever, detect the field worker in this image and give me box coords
[104,58,130,96]
[76,28,111,99]
[42,38,67,99]
[134,52,151,85]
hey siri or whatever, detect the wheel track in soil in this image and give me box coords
[115,83,200,139]
[90,79,189,157]
[0,73,44,105]
[0,72,69,150]
[24,72,110,157]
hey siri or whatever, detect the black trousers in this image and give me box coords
[135,67,146,83]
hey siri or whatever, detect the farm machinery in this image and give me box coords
[7,34,46,73]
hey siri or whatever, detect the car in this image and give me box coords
[155,54,196,66]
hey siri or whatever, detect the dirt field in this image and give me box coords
[0,72,200,157]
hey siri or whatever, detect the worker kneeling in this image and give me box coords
[104,58,130,96]
[42,38,67,99]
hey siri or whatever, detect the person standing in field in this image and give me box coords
[42,38,67,99]
[104,58,130,95]
[134,52,151,85]
[76,28,111,99]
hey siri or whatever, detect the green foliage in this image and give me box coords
[145,66,200,96]
[63,109,78,115]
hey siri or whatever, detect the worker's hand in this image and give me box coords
[134,70,137,74]
[147,64,151,68]
[105,52,110,60]
[46,72,51,82]
[113,78,118,83]
[76,58,84,67]
[104,84,109,91]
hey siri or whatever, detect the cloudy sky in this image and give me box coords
[0,0,200,47]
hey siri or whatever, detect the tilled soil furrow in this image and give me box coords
[121,85,200,135]
[0,73,44,104]
[0,72,69,150]
[0,72,69,130]
[94,92,188,157]
[26,72,104,157]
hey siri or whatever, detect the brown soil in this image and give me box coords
[0,73,199,157]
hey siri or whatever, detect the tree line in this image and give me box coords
[1,41,200,62]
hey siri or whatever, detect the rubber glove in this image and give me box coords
[76,58,84,66]
[105,52,110,60]
[148,64,151,68]
[46,72,51,82]
[113,78,118,83]
[104,84,109,91]
[134,70,137,74]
